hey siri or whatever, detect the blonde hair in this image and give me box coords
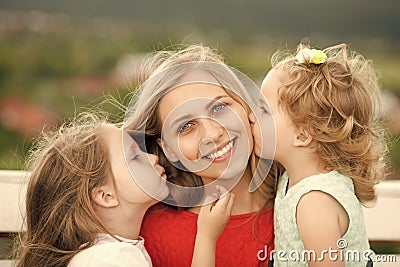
[126,44,281,207]
[17,113,114,267]
[272,42,387,205]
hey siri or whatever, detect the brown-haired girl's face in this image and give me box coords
[157,82,253,184]
[101,124,169,203]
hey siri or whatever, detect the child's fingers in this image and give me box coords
[199,195,216,215]
[213,192,233,209]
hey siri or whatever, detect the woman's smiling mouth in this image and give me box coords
[203,138,236,161]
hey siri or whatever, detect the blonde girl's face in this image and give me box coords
[101,124,169,204]
[157,82,253,184]
[253,68,297,163]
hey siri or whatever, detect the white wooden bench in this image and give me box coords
[0,170,29,267]
[0,170,399,266]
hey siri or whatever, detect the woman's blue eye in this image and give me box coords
[177,122,193,134]
[131,154,140,160]
[212,103,227,114]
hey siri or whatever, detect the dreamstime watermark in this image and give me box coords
[257,238,398,263]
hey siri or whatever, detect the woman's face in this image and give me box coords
[157,82,253,183]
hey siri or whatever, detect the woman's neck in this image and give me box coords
[229,166,266,214]
[189,165,266,215]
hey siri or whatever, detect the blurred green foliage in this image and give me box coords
[0,1,399,171]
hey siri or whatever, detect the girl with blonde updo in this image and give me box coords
[250,41,387,267]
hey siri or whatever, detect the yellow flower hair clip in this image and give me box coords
[295,48,327,65]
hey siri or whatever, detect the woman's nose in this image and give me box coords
[201,118,224,141]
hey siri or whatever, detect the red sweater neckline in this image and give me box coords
[155,203,273,220]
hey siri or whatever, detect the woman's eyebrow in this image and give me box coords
[171,114,192,129]
[204,94,229,110]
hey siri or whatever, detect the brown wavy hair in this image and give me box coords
[272,42,387,205]
[126,44,283,208]
[16,113,114,267]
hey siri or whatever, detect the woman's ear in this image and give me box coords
[293,126,313,147]
[157,138,179,162]
[92,182,119,208]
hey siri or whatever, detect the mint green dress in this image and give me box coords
[274,170,375,267]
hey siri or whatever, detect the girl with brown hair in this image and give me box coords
[17,113,233,267]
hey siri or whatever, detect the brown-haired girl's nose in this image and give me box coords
[148,153,159,165]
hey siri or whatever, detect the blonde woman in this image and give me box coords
[126,45,282,266]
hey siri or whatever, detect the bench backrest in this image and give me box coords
[1,170,399,266]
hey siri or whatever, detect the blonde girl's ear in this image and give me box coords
[157,138,179,162]
[92,182,119,208]
[293,126,313,147]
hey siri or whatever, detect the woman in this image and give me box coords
[125,45,281,266]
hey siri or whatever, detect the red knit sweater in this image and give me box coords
[140,204,274,267]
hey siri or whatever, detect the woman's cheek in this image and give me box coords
[177,135,198,161]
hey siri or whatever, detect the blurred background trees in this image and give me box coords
[0,0,399,178]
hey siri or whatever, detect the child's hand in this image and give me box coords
[197,190,235,242]
[191,187,234,267]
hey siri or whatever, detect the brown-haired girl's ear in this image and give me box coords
[293,126,313,147]
[92,183,119,208]
[157,138,179,162]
